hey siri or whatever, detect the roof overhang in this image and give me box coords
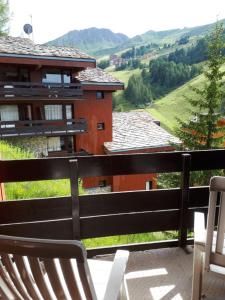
[0,53,96,68]
[81,82,124,91]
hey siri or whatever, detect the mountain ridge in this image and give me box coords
[46,19,225,57]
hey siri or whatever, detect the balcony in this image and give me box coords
[0,82,83,100]
[0,150,225,298]
[0,118,87,138]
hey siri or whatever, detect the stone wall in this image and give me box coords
[5,137,48,157]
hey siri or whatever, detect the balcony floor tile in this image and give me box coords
[99,247,225,299]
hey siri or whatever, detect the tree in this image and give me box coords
[97,59,109,69]
[175,22,225,185]
[125,75,153,106]
[0,0,9,36]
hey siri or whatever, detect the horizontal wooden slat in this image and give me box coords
[0,189,181,224]
[0,210,179,239]
[0,186,211,224]
[0,197,71,224]
[1,149,225,182]
[80,189,181,216]
[81,211,179,238]
[0,219,73,239]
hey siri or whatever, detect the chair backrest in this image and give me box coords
[205,176,225,270]
[0,235,97,300]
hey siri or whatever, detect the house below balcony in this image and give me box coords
[83,111,180,192]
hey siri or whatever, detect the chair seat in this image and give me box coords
[88,259,113,300]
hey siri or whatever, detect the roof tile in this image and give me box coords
[76,67,123,84]
[0,36,94,60]
[104,111,180,152]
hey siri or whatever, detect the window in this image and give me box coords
[0,66,29,82]
[66,105,73,120]
[47,137,61,152]
[44,105,62,120]
[0,105,19,121]
[42,69,71,85]
[63,70,71,84]
[146,180,153,190]
[97,122,105,130]
[96,91,104,99]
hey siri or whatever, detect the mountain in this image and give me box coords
[46,19,225,58]
[117,19,225,51]
[46,27,129,55]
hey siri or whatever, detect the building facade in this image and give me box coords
[0,37,123,159]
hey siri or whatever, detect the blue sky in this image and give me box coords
[9,0,225,44]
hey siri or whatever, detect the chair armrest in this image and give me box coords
[194,212,206,245]
[103,250,129,300]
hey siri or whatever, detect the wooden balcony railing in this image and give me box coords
[0,118,87,138]
[0,149,224,256]
[0,82,83,99]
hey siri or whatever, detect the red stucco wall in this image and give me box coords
[110,146,175,192]
[75,91,113,155]
[75,90,113,188]
[113,173,157,192]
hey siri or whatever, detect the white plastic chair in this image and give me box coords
[192,176,225,300]
[0,235,129,300]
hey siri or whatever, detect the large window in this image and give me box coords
[44,105,63,120]
[0,105,19,121]
[42,69,71,85]
[0,66,29,82]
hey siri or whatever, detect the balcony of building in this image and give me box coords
[0,118,87,138]
[0,82,83,100]
[0,150,225,299]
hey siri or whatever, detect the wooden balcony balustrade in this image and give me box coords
[0,118,87,138]
[0,149,224,257]
[0,82,83,99]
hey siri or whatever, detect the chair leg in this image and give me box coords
[191,245,203,300]
[118,280,129,300]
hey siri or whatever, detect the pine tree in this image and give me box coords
[0,0,9,35]
[159,23,225,188]
[177,22,225,151]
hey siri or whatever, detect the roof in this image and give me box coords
[104,111,180,152]
[0,36,94,61]
[76,67,123,85]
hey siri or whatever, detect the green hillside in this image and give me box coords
[108,68,142,86]
[148,65,225,133]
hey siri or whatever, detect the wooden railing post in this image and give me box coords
[179,153,191,248]
[69,159,80,240]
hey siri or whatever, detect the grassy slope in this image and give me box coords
[0,141,70,199]
[108,68,142,86]
[148,74,205,132]
[148,65,225,133]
